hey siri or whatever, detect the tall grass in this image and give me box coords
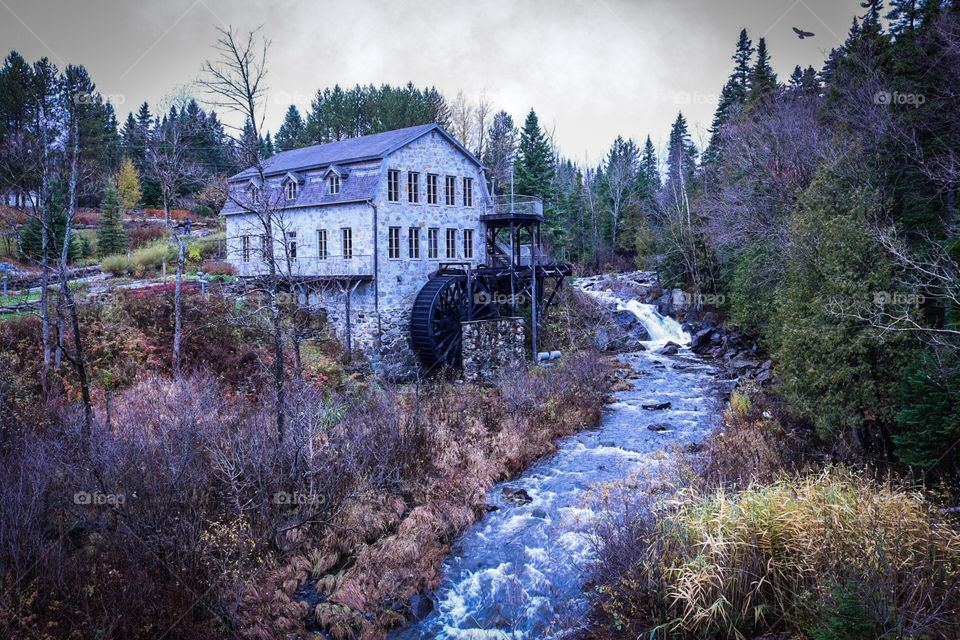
[591,468,960,639]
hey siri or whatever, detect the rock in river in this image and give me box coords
[502,487,533,505]
[641,401,672,410]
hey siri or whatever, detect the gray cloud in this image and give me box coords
[0,0,861,161]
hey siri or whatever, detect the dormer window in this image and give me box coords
[286,181,298,200]
[329,175,340,195]
[247,184,260,205]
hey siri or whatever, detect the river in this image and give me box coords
[393,282,728,639]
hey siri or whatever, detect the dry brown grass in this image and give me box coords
[589,468,960,640]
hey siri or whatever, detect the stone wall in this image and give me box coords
[462,317,525,382]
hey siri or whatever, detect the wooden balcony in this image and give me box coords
[234,254,374,281]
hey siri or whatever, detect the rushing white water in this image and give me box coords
[392,278,723,639]
[617,299,690,346]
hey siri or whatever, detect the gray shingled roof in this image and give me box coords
[221,173,379,215]
[229,123,479,181]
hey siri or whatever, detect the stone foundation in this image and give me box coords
[461,317,525,382]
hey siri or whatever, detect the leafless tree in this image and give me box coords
[56,70,94,437]
[200,27,289,440]
[603,138,639,253]
[473,91,492,159]
[145,116,206,376]
[450,90,476,152]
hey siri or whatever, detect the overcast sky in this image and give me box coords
[1,0,862,162]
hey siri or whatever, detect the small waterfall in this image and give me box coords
[578,279,691,346]
[617,299,690,346]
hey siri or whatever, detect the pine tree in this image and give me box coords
[666,113,696,189]
[886,0,921,34]
[425,86,451,129]
[97,184,127,256]
[704,29,754,165]
[639,136,660,192]
[261,131,274,158]
[19,182,78,262]
[482,110,516,195]
[731,29,754,102]
[747,37,778,103]
[514,109,555,200]
[275,104,309,152]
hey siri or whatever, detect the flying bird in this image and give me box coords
[793,27,816,39]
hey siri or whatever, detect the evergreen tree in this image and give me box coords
[893,349,960,472]
[97,184,127,256]
[262,131,274,158]
[275,104,308,152]
[514,109,554,200]
[887,0,922,34]
[666,112,696,189]
[482,110,517,195]
[19,182,78,262]
[704,29,753,165]
[772,167,905,436]
[425,86,451,129]
[747,37,778,103]
[731,28,754,101]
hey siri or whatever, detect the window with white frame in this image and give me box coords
[446,228,457,259]
[387,169,400,202]
[445,175,456,205]
[463,177,473,207]
[241,235,250,262]
[329,174,340,195]
[287,231,297,259]
[427,173,438,204]
[341,227,353,259]
[463,229,473,259]
[317,229,328,259]
[428,228,439,259]
[408,171,420,203]
[286,181,298,200]
[388,226,401,259]
[408,227,420,259]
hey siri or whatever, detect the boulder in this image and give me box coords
[410,594,434,620]
[647,423,669,432]
[690,327,719,352]
[502,487,533,506]
[660,342,681,356]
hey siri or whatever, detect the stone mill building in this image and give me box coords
[221,123,568,379]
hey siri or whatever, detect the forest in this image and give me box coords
[1,0,959,638]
